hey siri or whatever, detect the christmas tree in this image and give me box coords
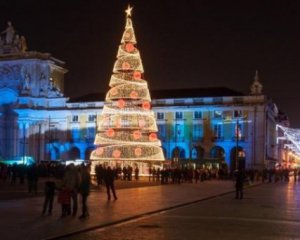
[90,6,165,171]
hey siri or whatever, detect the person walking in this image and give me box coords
[78,164,91,219]
[104,166,117,201]
[62,164,81,216]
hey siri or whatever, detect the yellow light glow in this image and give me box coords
[125,5,133,17]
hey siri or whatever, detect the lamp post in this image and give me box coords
[235,118,239,170]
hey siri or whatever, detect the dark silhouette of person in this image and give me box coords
[104,166,117,200]
[42,179,56,215]
[79,165,91,219]
[27,164,39,195]
[235,169,245,199]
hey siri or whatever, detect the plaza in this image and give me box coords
[0,179,300,240]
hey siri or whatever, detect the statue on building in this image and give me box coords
[2,21,15,44]
[46,78,63,97]
[19,36,27,52]
[250,70,263,95]
[0,22,28,54]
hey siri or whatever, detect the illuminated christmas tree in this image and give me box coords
[90,6,165,171]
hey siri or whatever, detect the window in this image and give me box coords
[86,127,95,138]
[194,111,202,119]
[175,112,183,119]
[157,124,166,138]
[213,111,222,119]
[88,115,96,122]
[233,110,242,118]
[72,115,79,122]
[213,124,222,138]
[157,112,164,120]
[174,124,184,139]
[193,124,203,139]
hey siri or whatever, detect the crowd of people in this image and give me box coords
[0,161,299,218]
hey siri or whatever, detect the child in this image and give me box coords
[42,179,56,215]
[57,186,71,217]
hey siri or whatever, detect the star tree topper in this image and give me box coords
[125,5,133,17]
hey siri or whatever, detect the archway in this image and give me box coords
[172,147,186,159]
[191,146,204,160]
[69,146,80,160]
[210,146,225,159]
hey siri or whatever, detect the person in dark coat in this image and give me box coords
[104,166,117,200]
[42,179,56,215]
[27,164,39,195]
[79,165,91,219]
[235,169,245,199]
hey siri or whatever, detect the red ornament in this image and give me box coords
[117,99,126,109]
[130,90,138,99]
[112,149,121,158]
[125,43,135,52]
[138,119,146,127]
[96,147,104,155]
[133,71,141,80]
[106,128,115,137]
[142,101,151,110]
[133,130,142,140]
[149,133,157,141]
[122,62,130,70]
[134,147,142,156]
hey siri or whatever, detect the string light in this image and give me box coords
[90,7,165,167]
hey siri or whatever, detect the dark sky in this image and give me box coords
[1,0,300,126]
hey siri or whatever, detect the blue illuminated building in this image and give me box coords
[0,25,285,170]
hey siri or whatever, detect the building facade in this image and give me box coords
[0,24,281,171]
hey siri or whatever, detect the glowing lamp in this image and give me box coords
[133,71,141,80]
[125,43,135,52]
[134,147,142,156]
[149,133,157,141]
[106,128,115,137]
[112,149,121,158]
[118,99,126,109]
[142,101,151,110]
[133,130,142,140]
[130,90,138,99]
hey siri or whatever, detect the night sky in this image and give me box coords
[0,1,300,126]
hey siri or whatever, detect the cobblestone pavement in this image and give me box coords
[0,180,236,240]
[63,182,300,240]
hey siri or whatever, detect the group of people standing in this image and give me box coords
[42,163,91,219]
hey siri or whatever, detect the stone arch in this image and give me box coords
[172,147,186,159]
[210,146,225,159]
[191,146,204,160]
[69,146,80,160]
